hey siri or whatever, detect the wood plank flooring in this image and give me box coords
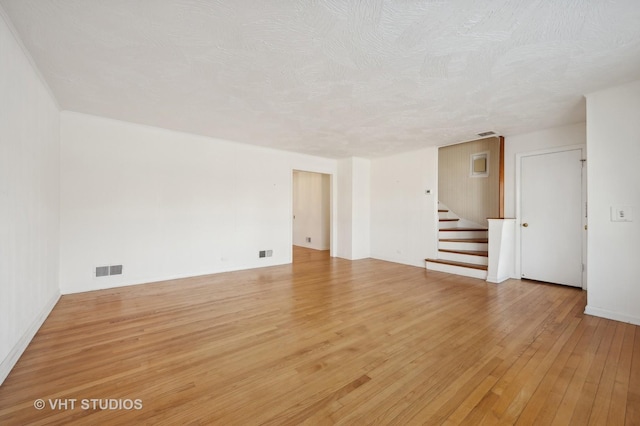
[0,247,638,425]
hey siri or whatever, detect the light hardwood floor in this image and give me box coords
[0,247,638,425]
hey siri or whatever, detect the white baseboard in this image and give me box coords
[293,243,330,251]
[61,259,292,295]
[584,305,640,326]
[0,291,60,385]
[486,274,510,284]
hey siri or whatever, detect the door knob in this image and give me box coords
[522,223,529,227]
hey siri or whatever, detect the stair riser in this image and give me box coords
[438,251,488,266]
[438,221,460,229]
[438,212,457,220]
[439,230,488,239]
[425,262,488,280]
[439,241,488,251]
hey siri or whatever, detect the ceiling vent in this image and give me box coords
[477,131,496,137]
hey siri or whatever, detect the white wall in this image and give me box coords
[585,80,640,325]
[367,124,585,271]
[504,123,586,218]
[336,159,353,259]
[60,112,336,294]
[0,11,60,384]
[336,157,370,260]
[370,147,438,267]
[292,171,330,250]
[351,158,371,259]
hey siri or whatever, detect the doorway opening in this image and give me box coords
[292,170,331,263]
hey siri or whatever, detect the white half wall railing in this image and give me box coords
[487,219,516,283]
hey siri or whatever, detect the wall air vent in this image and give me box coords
[477,131,496,137]
[96,265,123,277]
[95,266,109,277]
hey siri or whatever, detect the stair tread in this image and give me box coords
[439,249,488,257]
[439,238,489,243]
[438,209,449,212]
[425,258,488,270]
[439,218,460,222]
[439,227,488,232]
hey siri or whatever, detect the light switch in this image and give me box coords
[611,206,633,222]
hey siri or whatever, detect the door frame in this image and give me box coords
[290,169,334,258]
[515,145,587,289]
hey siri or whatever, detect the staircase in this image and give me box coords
[425,204,489,280]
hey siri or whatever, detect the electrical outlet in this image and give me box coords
[266,250,273,257]
[306,237,311,243]
[259,250,266,258]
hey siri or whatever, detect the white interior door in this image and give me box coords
[520,148,584,287]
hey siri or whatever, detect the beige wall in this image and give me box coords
[293,171,331,250]
[438,137,500,226]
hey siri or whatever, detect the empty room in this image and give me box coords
[1,1,639,424]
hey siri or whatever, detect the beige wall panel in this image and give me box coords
[438,137,500,226]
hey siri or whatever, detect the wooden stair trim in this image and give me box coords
[439,218,459,222]
[425,258,488,271]
[438,209,448,212]
[499,135,505,219]
[439,227,488,232]
[439,249,488,257]
[439,238,488,243]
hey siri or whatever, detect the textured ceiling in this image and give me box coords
[2,0,640,158]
